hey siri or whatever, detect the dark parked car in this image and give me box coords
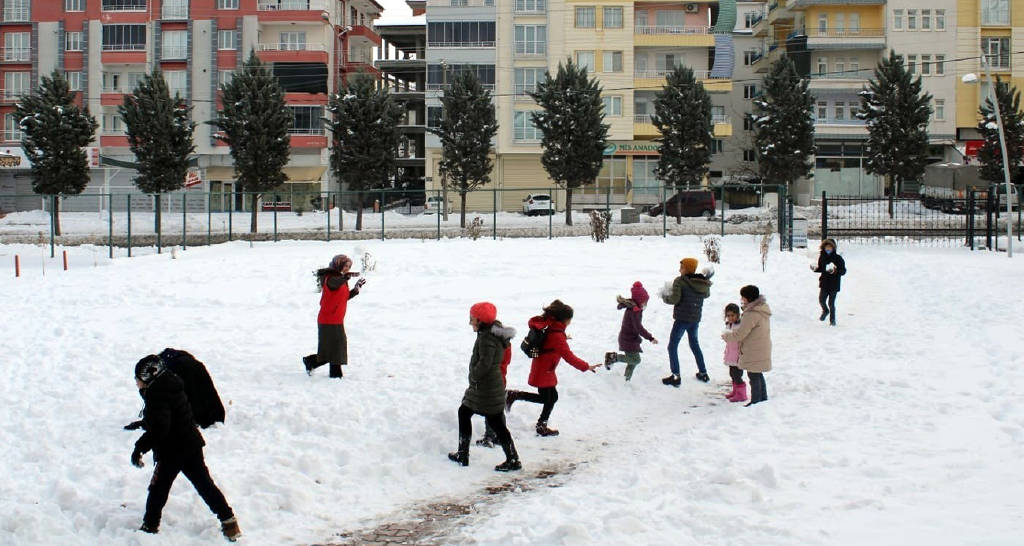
[648,190,717,218]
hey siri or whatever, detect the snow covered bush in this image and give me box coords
[465,216,485,240]
[589,210,611,242]
[703,236,721,263]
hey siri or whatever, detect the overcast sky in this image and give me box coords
[378,0,413,22]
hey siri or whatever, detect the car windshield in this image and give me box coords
[533,195,551,200]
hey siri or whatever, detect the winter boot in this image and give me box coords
[329,363,343,378]
[535,421,560,437]
[604,352,618,370]
[662,374,681,387]
[302,354,317,375]
[819,310,829,321]
[220,517,241,542]
[139,523,158,534]
[726,382,748,403]
[504,390,520,413]
[695,372,710,383]
[447,436,470,466]
[495,440,522,472]
[475,427,498,448]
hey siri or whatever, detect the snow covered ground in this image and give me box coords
[2,236,1022,545]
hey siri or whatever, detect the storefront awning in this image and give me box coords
[204,166,326,182]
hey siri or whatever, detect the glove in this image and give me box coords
[123,420,144,431]
[701,265,715,279]
[354,278,367,290]
[809,263,817,271]
[131,449,144,468]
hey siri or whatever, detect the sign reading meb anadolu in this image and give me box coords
[603,141,660,156]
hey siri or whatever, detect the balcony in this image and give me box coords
[712,115,732,137]
[442,0,496,7]
[634,25,714,47]
[804,28,885,50]
[427,40,495,49]
[101,0,147,11]
[426,83,494,91]
[2,129,23,142]
[2,6,29,22]
[633,114,657,138]
[1,47,30,63]
[348,24,382,47]
[808,72,869,92]
[813,118,867,137]
[161,4,189,19]
[256,0,330,22]
[101,43,147,63]
[634,70,731,93]
[514,84,538,102]
[287,126,328,148]
[984,54,1012,72]
[257,42,328,63]
[161,47,189,61]
[1,89,28,102]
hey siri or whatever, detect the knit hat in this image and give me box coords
[470,302,497,324]
[630,282,649,306]
[134,354,166,385]
[329,254,352,271]
[681,257,699,275]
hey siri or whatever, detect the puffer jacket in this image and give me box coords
[526,316,591,388]
[663,274,712,323]
[462,322,516,415]
[721,296,772,373]
[134,372,205,461]
[814,241,846,293]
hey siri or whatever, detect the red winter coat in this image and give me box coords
[526,316,591,388]
[500,346,511,384]
[317,274,350,325]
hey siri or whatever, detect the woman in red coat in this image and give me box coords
[303,254,365,378]
[506,300,601,436]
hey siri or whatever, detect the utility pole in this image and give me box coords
[440,59,450,222]
[981,55,1014,257]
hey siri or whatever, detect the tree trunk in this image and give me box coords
[565,188,573,226]
[154,194,162,235]
[356,191,364,231]
[53,196,62,236]
[460,191,467,229]
[250,193,259,233]
[888,176,896,219]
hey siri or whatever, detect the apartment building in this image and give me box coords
[0,0,382,213]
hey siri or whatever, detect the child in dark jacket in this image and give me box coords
[661,258,713,385]
[303,254,365,378]
[604,282,658,381]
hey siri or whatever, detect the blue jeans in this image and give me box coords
[668,320,706,375]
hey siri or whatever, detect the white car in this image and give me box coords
[423,196,451,215]
[522,193,553,216]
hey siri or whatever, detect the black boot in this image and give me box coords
[302,354,317,375]
[475,426,498,448]
[819,310,829,321]
[504,390,520,413]
[695,372,710,383]
[535,421,559,437]
[329,363,343,378]
[662,374,681,387]
[495,440,522,472]
[447,435,469,466]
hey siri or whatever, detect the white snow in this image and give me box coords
[1,237,1023,545]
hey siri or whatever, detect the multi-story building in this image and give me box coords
[720,0,769,186]
[424,0,738,212]
[0,0,382,213]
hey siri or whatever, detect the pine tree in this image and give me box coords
[209,52,291,233]
[120,68,196,233]
[752,55,815,194]
[977,77,1024,185]
[14,71,98,236]
[651,66,712,224]
[433,70,499,228]
[858,51,932,204]
[530,59,610,226]
[326,72,402,231]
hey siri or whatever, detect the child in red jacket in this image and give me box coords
[505,300,601,437]
[302,254,365,378]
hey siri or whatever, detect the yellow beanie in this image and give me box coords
[681,258,699,275]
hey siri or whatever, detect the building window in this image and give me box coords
[280,31,307,51]
[921,54,931,75]
[743,116,754,131]
[656,10,684,29]
[744,84,757,99]
[66,0,84,11]
[982,37,1010,69]
[907,9,917,30]
[743,149,756,162]
[834,13,845,33]
[834,58,845,74]
[515,0,545,12]
[4,72,29,100]
[102,24,146,51]
[450,0,468,6]
[427,22,497,48]
[161,30,188,59]
[849,13,860,33]
[217,0,239,8]
[602,51,623,72]
[602,96,622,116]
[921,10,931,30]
[513,111,542,141]
[218,30,238,50]
[935,10,946,30]
[575,7,596,28]
[603,7,623,29]
[514,25,547,55]
[981,0,1009,26]
[102,0,146,11]
[743,49,759,65]
[65,71,82,91]
[162,0,187,18]
[907,54,917,74]
[427,106,443,129]
[711,140,723,154]
[934,99,945,121]
[744,11,759,28]
[893,9,903,30]
[849,59,859,74]
[817,57,827,75]
[3,33,29,62]
[514,68,545,97]
[2,0,28,21]
[218,70,235,87]
[817,13,828,33]
[164,70,187,98]
[817,100,827,120]
[4,113,23,142]
[103,113,125,134]
[289,106,323,135]
[834,101,845,121]
[103,71,145,92]
[576,50,595,72]
[427,64,495,89]
[711,105,725,122]
[66,31,84,51]
[935,55,945,75]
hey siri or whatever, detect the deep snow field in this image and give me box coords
[1,235,1022,545]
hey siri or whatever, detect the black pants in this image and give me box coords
[818,288,838,323]
[143,449,233,528]
[729,365,744,384]
[458,405,513,446]
[517,387,558,422]
[748,372,768,404]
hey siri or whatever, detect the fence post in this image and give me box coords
[326,192,332,243]
[50,194,56,258]
[108,194,114,259]
[549,189,554,240]
[821,191,828,241]
[436,190,441,240]
[207,192,212,247]
[380,188,385,241]
[661,184,667,237]
[273,194,279,243]
[156,194,162,255]
[493,188,497,240]
[986,189,994,250]
[228,194,233,242]
[1018,184,1022,242]
[182,192,187,250]
[720,185,725,237]
[127,194,132,257]
[967,190,975,250]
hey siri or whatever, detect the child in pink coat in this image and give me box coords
[723,303,746,402]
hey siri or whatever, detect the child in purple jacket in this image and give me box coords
[604,282,658,381]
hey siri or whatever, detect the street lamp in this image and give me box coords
[962,55,1014,257]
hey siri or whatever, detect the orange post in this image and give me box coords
[63,250,68,271]
[14,255,19,277]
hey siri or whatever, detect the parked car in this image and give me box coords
[423,195,451,215]
[522,193,553,216]
[648,190,716,218]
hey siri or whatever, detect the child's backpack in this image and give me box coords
[158,348,226,429]
[520,324,550,358]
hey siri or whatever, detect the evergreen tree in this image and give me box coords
[752,55,815,194]
[858,51,932,203]
[120,68,196,233]
[14,71,98,236]
[530,59,610,226]
[651,66,712,224]
[326,73,402,231]
[209,52,291,233]
[977,77,1024,185]
[433,70,499,228]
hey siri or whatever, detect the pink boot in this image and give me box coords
[726,382,748,403]
[723,383,737,399]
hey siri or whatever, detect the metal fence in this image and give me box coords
[0,185,789,257]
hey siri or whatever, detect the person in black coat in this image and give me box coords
[811,238,846,326]
[130,355,241,541]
